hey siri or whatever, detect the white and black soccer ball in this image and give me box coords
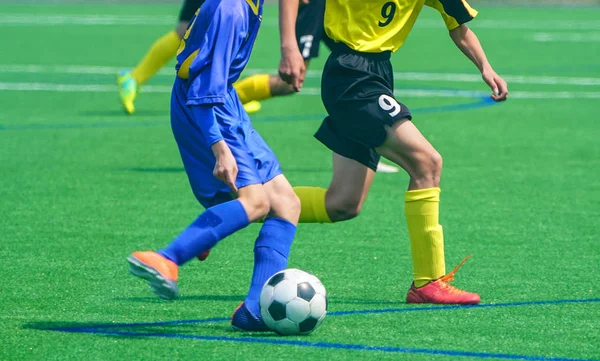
[259,269,327,335]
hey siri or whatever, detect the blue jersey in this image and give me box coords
[175,0,262,106]
[169,0,281,208]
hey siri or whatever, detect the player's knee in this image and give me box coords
[253,197,271,219]
[239,190,271,221]
[428,151,443,174]
[283,191,301,218]
[328,197,363,222]
[269,190,301,222]
[413,151,443,186]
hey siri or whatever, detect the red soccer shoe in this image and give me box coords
[197,249,211,261]
[406,256,480,305]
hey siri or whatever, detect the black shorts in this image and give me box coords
[296,0,332,60]
[179,0,204,21]
[316,43,412,171]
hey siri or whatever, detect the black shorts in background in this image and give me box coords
[316,43,412,171]
[179,0,205,21]
[296,0,329,60]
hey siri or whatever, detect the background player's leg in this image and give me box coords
[233,59,311,113]
[293,153,374,223]
[375,118,479,304]
[130,24,185,86]
[116,22,185,114]
[326,153,375,221]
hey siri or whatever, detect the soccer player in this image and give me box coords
[117,0,202,115]
[278,0,509,304]
[127,0,300,331]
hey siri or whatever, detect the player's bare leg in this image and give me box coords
[325,153,375,222]
[375,118,480,304]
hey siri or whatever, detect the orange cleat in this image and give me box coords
[406,256,480,305]
[127,251,179,300]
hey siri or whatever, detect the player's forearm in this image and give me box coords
[279,0,301,53]
[449,25,492,73]
[190,105,223,146]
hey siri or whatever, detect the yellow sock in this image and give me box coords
[293,187,332,223]
[234,74,272,104]
[131,30,181,85]
[404,187,446,287]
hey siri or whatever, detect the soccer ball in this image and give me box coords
[259,269,327,335]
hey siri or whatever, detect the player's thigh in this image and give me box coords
[171,84,263,207]
[374,119,442,188]
[327,152,375,214]
[321,53,411,151]
[317,52,411,172]
[262,174,301,224]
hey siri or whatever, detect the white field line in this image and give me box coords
[2,82,600,99]
[532,32,600,42]
[2,64,600,87]
[0,14,175,26]
[2,14,600,30]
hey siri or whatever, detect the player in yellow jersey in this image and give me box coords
[279,0,508,304]
[117,0,201,115]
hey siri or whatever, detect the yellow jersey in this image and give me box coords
[324,0,478,53]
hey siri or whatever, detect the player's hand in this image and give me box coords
[300,0,310,5]
[278,47,306,92]
[482,67,508,102]
[211,141,238,193]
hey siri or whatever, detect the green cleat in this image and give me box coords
[116,70,138,115]
[243,100,262,114]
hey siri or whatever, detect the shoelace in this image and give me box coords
[436,255,472,294]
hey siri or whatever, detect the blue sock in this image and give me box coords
[244,217,296,317]
[159,200,249,265]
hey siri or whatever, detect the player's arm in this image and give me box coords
[185,7,246,191]
[278,0,305,91]
[425,0,508,101]
[449,25,508,101]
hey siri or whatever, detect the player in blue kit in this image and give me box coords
[126,0,301,331]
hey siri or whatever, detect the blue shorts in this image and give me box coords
[170,78,282,208]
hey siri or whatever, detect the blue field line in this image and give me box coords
[48,328,598,361]
[328,297,600,317]
[50,298,600,331]
[0,96,496,131]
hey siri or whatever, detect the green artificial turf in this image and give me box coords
[0,3,598,361]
